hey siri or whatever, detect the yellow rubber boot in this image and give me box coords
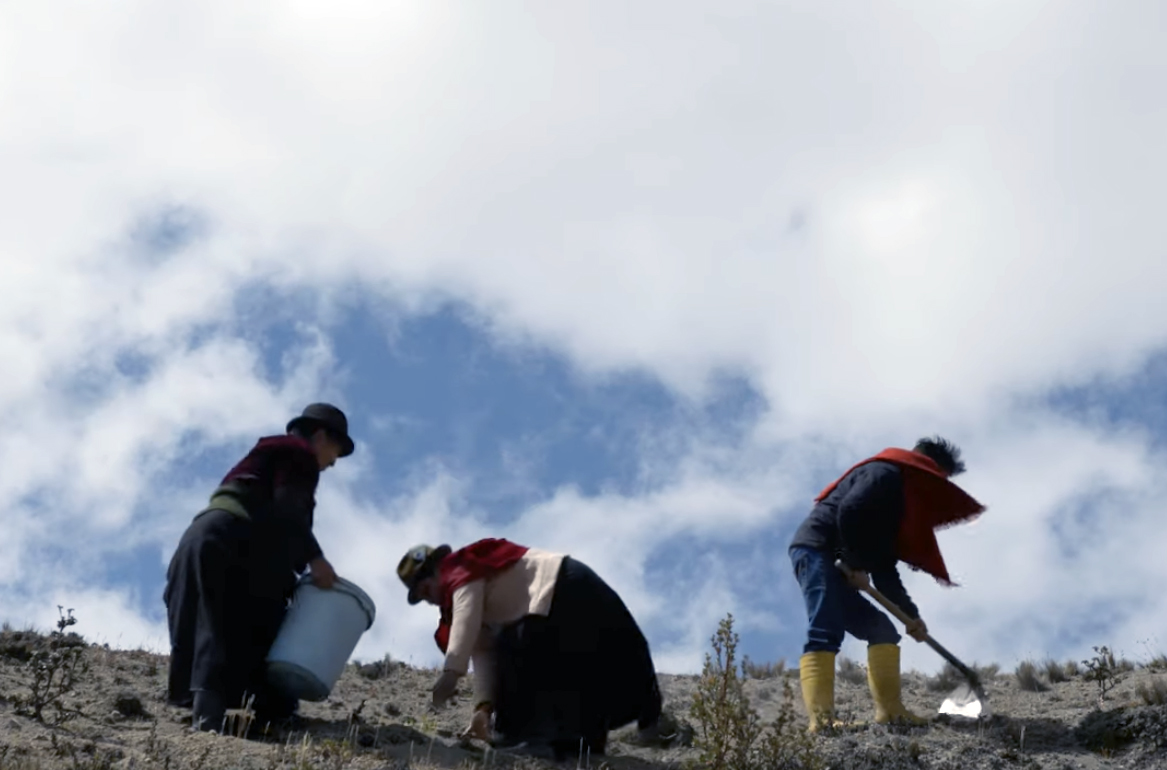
[867,644,929,726]
[799,651,837,733]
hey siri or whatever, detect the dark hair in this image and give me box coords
[288,422,318,441]
[913,436,966,476]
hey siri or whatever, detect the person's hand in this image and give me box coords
[837,561,871,591]
[905,617,928,642]
[309,557,337,589]
[432,669,461,708]
[462,706,492,741]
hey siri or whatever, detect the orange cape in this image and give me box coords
[815,448,985,586]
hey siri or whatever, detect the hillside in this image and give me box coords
[0,620,1165,770]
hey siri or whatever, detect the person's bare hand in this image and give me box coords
[309,557,337,589]
[462,708,491,741]
[432,669,461,708]
[905,617,928,642]
[843,567,871,591]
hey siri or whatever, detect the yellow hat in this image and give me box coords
[397,544,451,604]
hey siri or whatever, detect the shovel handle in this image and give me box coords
[834,560,981,687]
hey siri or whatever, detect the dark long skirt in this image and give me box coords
[164,509,297,721]
[491,556,662,758]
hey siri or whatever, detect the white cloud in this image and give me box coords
[1,0,1166,682]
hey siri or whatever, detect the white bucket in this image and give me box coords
[266,574,376,701]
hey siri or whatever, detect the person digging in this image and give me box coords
[787,436,985,732]
[164,403,355,734]
[397,538,663,761]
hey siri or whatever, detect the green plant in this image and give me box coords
[1015,661,1047,692]
[418,711,438,735]
[754,678,826,770]
[689,615,760,770]
[688,614,823,770]
[1082,646,1126,706]
[13,608,88,725]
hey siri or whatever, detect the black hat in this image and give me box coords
[287,403,355,457]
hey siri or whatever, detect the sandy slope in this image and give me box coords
[0,628,1164,770]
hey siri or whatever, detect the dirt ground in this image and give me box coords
[0,626,1165,770]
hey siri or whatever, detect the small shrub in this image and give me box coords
[926,663,962,693]
[13,608,88,725]
[1042,658,1067,684]
[1147,654,1167,672]
[688,614,824,770]
[1076,704,1167,753]
[755,677,827,770]
[1015,660,1048,692]
[112,691,147,719]
[689,615,761,770]
[1063,659,1081,678]
[355,653,400,681]
[1083,646,1126,707]
[927,662,998,692]
[1136,678,1167,706]
[836,656,866,686]
[741,655,786,680]
[48,734,120,770]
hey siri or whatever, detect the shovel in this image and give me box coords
[835,560,989,719]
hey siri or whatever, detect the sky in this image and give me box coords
[1,0,1166,679]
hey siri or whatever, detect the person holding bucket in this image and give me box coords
[397,538,662,761]
[164,403,356,733]
[787,436,985,732]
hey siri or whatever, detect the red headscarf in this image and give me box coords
[432,538,529,653]
[815,448,986,586]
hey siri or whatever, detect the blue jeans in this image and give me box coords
[789,546,900,654]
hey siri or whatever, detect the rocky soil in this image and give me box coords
[0,625,1165,770]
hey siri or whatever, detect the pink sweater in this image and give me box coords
[443,548,566,702]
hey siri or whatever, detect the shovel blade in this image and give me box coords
[938,683,988,719]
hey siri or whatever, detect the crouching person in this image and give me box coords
[788,437,985,732]
[164,404,355,733]
[397,539,662,760]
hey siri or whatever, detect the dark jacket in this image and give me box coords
[789,460,920,618]
[211,435,324,582]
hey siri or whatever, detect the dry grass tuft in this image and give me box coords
[741,655,786,680]
[1042,658,1068,684]
[353,653,400,681]
[836,656,866,686]
[1014,661,1047,692]
[927,662,998,693]
[1136,677,1167,706]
